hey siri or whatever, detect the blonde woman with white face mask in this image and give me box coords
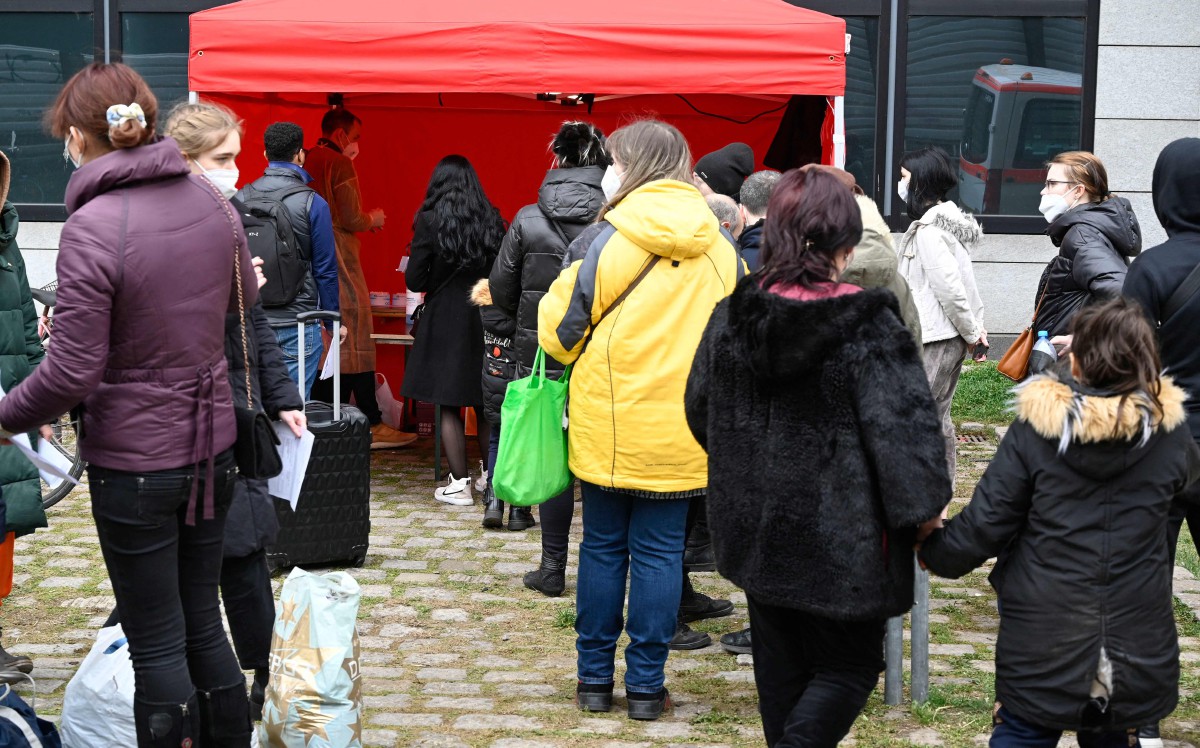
[162,101,307,723]
[1033,151,1142,340]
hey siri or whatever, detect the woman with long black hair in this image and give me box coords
[402,155,506,505]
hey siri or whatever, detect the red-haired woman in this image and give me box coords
[0,63,256,746]
[685,168,949,747]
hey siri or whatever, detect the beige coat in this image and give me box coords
[304,143,375,374]
[843,195,923,346]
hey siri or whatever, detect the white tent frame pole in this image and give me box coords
[833,95,846,169]
[189,91,199,104]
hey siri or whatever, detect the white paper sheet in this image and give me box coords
[267,421,315,510]
[319,347,336,381]
[0,380,79,486]
[37,437,79,486]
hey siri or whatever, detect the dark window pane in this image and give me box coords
[121,13,190,115]
[1013,98,1080,169]
[904,17,1085,216]
[843,17,879,196]
[0,13,93,205]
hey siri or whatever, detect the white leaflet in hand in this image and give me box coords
[398,256,410,272]
[267,421,315,511]
[0,380,78,486]
[38,437,78,486]
[319,348,336,381]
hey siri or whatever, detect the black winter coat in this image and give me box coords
[739,220,763,272]
[223,205,304,558]
[921,375,1200,731]
[684,280,950,620]
[482,166,604,424]
[401,210,496,408]
[1124,137,1200,440]
[1034,197,1141,337]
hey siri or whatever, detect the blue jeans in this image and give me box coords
[990,706,1137,748]
[576,482,688,693]
[274,322,324,400]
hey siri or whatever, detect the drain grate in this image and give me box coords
[957,433,990,444]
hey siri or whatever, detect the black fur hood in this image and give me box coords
[724,278,904,383]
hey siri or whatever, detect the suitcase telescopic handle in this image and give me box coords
[297,311,341,420]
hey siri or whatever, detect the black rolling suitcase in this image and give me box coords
[267,310,371,571]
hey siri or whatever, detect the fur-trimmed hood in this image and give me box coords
[469,277,492,307]
[1015,373,1188,478]
[912,201,983,249]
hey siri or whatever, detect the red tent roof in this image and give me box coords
[189,0,845,96]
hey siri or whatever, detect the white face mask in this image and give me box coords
[200,165,240,200]
[897,177,910,203]
[1039,193,1073,223]
[601,165,622,201]
[343,142,360,161]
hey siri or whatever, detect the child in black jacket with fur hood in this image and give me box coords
[920,296,1200,747]
[685,168,949,748]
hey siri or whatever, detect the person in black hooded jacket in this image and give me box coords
[920,297,1200,746]
[1125,137,1200,569]
[476,123,609,582]
[1033,151,1141,337]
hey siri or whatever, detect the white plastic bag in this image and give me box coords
[375,374,404,430]
[59,625,136,748]
[258,568,362,748]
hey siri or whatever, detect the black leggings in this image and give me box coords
[440,406,489,481]
[220,549,274,671]
[89,452,248,741]
[310,370,382,424]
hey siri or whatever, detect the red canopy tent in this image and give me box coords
[188,0,846,384]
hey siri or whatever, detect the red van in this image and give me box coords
[958,63,1082,215]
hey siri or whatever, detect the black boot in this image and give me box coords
[482,488,505,530]
[683,520,716,572]
[523,552,567,597]
[198,681,253,747]
[678,574,734,623]
[250,667,269,722]
[0,627,31,676]
[134,693,200,747]
[508,505,536,531]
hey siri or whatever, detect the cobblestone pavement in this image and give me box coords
[4,431,1200,746]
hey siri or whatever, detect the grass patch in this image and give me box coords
[951,361,1015,426]
[552,607,576,629]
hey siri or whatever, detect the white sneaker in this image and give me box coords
[474,460,489,493]
[435,474,474,506]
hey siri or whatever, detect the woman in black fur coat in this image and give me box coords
[684,168,950,748]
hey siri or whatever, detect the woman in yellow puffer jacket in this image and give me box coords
[539,120,744,720]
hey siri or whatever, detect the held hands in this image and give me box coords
[1050,334,1073,355]
[252,256,267,290]
[368,209,386,230]
[278,410,307,438]
[914,514,945,571]
[972,330,989,362]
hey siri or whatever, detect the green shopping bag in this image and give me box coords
[492,348,572,506]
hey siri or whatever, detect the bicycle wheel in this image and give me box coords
[41,412,85,510]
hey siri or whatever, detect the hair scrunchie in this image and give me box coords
[106,103,147,129]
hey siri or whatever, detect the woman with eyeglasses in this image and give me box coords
[1033,151,1142,339]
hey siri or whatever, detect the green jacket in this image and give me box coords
[843,195,923,347]
[0,199,47,537]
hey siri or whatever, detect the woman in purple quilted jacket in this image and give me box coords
[0,63,257,747]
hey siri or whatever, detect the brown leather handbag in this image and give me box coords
[997,289,1047,382]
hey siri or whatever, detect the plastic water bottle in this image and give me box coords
[1028,331,1058,375]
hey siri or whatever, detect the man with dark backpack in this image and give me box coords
[236,122,341,399]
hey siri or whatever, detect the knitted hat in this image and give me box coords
[694,143,755,201]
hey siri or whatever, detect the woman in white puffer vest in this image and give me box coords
[897,146,986,480]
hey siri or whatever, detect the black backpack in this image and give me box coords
[239,183,313,308]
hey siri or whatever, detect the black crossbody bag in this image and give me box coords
[1161,261,1200,325]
